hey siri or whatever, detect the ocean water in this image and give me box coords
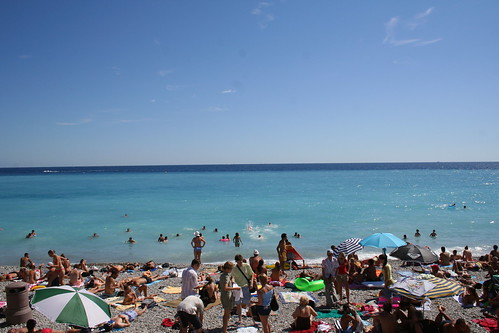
[0,163,497,266]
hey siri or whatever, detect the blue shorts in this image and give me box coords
[236,286,251,305]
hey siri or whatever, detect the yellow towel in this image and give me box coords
[114,303,136,311]
[162,286,182,294]
[164,298,182,307]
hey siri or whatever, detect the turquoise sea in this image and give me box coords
[0,163,497,266]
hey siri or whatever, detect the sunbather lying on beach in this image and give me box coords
[100,304,147,331]
[128,271,168,287]
[122,283,156,305]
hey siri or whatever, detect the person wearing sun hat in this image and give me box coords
[191,231,206,263]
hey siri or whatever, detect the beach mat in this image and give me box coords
[205,298,222,311]
[162,286,182,294]
[164,298,182,307]
[278,291,318,304]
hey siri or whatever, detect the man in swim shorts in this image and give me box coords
[48,250,65,286]
[191,231,206,263]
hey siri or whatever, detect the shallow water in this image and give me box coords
[0,163,497,265]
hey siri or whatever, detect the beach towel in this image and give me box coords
[161,286,182,294]
[161,318,175,327]
[472,318,499,332]
[270,278,287,287]
[278,291,318,304]
[236,327,258,333]
[114,303,136,311]
[316,309,343,319]
[205,298,221,310]
[145,280,162,286]
[361,281,385,288]
[164,298,182,307]
[290,320,320,333]
[103,296,123,305]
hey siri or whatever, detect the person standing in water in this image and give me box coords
[233,232,242,247]
[191,231,206,263]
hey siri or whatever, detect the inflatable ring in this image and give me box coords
[265,263,290,270]
[219,239,230,242]
[294,277,325,291]
[31,285,46,290]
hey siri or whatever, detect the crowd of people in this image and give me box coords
[2,232,499,333]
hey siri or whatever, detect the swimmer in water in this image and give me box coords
[176,233,180,237]
[415,229,421,237]
[92,233,99,238]
[127,237,136,244]
[126,228,131,233]
[430,229,437,238]
[403,234,407,240]
[214,228,218,232]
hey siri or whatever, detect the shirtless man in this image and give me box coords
[439,247,451,266]
[249,249,262,273]
[434,306,470,333]
[490,245,499,258]
[122,283,155,305]
[129,271,168,289]
[339,304,359,333]
[276,233,288,273]
[462,246,473,262]
[414,229,421,237]
[371,303,397,333]
[68,268,84,287]
[60,254,71,272]
[7,319,65,333]
[191,231,206,263]
[430,229,437,237]
[104,270,126,296]
[20,253,34,268]
[362,259,380,281]
[48,250,65,286]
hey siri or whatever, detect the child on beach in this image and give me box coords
[219,261,240,333]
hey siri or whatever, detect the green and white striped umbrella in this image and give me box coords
[31,286,111,328]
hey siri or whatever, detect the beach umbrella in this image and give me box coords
[334,238,363,256]
[391,277,436,297]
[360,233,406,255]
[31,286,111,328]
[390,244,438,263]
[392,275,464,300]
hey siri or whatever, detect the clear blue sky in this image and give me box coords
[1,1,498,167]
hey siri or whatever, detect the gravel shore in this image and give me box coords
[0,261,491,332]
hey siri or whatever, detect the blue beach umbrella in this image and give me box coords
[360,233,407,255]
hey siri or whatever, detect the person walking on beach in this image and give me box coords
[181,259,201,299]
[276,233,288,273]
[253,274,274,333]
[220,261,240,333]
[191,231,206,263]
[232,254,255,323]
[322,249,339,307]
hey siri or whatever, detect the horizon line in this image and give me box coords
[1,161,499,170]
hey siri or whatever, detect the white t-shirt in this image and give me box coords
[177,295,204,315]
[181,266,199,299]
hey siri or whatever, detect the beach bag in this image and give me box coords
[237,265,256,293]
[270,291,279,311]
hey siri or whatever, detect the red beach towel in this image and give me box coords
[472,318,499,332]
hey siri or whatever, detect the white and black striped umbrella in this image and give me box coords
[334,238,363,256]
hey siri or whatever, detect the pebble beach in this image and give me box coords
[0,259,492,333]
